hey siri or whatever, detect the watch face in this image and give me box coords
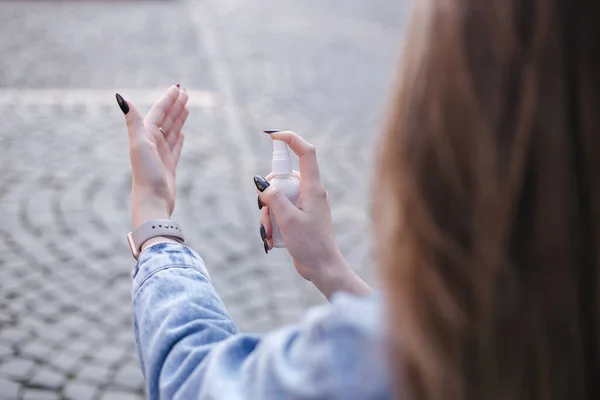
[127,232,139,260]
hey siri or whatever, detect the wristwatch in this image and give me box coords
[127,219,185,260]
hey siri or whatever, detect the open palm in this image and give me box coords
[118,85,190,227]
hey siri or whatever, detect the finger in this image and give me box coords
[254,176,302,225]
[145,85,181,128]
[265,170,300,182]
[267,131,321,184]
[172,131,185,164]
[262,238,273,254]
[167,108,189,149]
[162,90,189,134]
[116,94,145,142]
[260,206,272,238]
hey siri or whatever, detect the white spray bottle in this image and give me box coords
[270,139,300,248]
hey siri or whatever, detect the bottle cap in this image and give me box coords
[272,140,293,175]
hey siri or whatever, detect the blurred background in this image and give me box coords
[0,0,405,398]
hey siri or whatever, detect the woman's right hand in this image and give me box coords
[255,131,371,299]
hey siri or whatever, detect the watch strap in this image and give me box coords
[127,219,185,260]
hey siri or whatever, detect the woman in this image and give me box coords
[116,0,600,398]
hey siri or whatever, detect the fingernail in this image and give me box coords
[115,93,129,115]
[260,225,266,241]
[263,240,269,254]
[257,195,263,210]
[253,175,270,192]
[264,130,281,134]
[176,84,180,88]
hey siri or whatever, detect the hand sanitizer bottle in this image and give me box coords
[270,140,300,248]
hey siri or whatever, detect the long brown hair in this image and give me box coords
[376,0,600,398]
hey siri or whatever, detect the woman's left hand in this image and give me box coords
[116,86,189,228]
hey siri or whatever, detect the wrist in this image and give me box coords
[140,236,179,253]
[313,264,371,300]
[312,250,350,282]
[309,250,370,300]
[127,218,185,260]
[132,197,171,229]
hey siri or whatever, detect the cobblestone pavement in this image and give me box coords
[0,0,406,398]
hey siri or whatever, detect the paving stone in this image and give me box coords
[22,388,59,400]
[58,315,87,331]
[35,300,58,315]
[19,340,54,362]
[28,367,65,390]
[111,362,145,392]
[0,327,30,344]
[5,299,28,316]
[18,317,49,336]
[63,381,97,400]
[0,342,13,360]
[78,328,105,342]
[114,330,136,347]
[35,326,69,346]
[0,358,36,380]
[93,344,126,366]
[0,311,14,326]
[61,339,93,358]
[76,363,112,385]
[0,377,19,400]
[98,391,142,400]
[47,352,80,373]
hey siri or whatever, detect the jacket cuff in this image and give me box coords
[131,242,210,295]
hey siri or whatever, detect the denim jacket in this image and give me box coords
[132,243,390,399]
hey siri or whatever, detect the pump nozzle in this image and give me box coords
[273,140,289,157]
[272,140,293,175]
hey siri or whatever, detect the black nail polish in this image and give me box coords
[176,84,180,88]
[115,93,129,115]
[260,225,266,241]
[254,176,270,192]
[263,240,269,254]
[258,195,263,210]
[264,129,281,134]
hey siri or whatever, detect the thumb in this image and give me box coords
[254,176,300,224]
[115,93,145,141]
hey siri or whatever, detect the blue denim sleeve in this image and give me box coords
[132,242,388,400]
